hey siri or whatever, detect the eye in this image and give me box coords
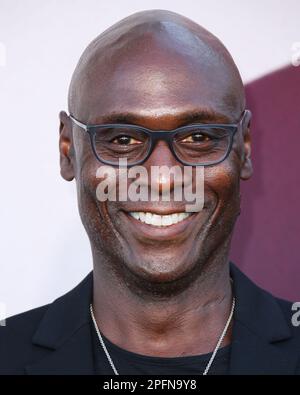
[182,133,211,143]
[112,135,142,145]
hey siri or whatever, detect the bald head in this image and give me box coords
[68,9,245,125]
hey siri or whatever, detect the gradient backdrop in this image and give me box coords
[0,1,299,317]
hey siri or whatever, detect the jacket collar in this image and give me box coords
[26,264,298,375]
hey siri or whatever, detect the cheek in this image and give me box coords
[75,157,125,246]
[204,159,240,211]
[73,145,107,234]
[199,160,241,257]
[77,161,99,203]
[73,133,107,201]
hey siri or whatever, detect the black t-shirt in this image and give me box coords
[90,320,231,375]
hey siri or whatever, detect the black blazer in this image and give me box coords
[1,264,299,375]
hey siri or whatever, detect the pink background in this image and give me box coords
[231,66,300,301]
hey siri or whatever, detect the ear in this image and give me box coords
[59,111,75,181]
[240,110,253,181]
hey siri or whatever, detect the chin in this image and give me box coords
[119,250,203,297]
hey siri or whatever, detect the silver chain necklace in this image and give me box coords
[90,295,235,375]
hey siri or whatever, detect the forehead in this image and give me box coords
[74,26,242,125]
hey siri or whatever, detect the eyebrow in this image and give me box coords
[97,109,232,127]
[177,110,232,125]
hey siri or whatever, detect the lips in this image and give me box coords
[129,211,192,227]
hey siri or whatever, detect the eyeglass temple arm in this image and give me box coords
[240,109,251,131]
[69,115,88,131]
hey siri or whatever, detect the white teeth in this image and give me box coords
[152,214,162,226]
[161,215,172,226]
[171,213,179,224]
[139,212,146,222]
[145,212,152,225]
[131,212,140,220]
[129,211,191,227]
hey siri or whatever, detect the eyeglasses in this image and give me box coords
[69,110,249,167]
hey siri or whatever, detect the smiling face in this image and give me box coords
[60,11,252,296]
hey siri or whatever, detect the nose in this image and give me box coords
[142,140,185,196]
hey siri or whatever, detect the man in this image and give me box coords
[1,9,299,375]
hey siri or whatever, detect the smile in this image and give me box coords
[128,211,192,227]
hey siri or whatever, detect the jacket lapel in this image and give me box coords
[229,320,297,375]
[25,323,94,375]
[229,264,298,375]
[25,272,95,375]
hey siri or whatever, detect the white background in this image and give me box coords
[0,0,299,317]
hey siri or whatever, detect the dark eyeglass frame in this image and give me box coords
[69,110,250,167]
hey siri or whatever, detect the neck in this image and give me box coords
[92,249,233,357]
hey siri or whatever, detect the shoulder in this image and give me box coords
[230,263,300,373]
[257,291,300,373]
[274,297,300,371]
[0,304,51,374]
[0,272,93,375]
[4,304,49,332]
